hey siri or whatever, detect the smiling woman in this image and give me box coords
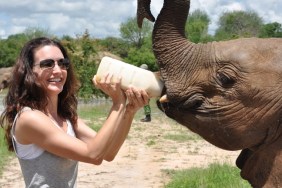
[0,37,149,187]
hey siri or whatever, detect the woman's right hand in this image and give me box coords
[92,73,126,105]
[125,87,149,115]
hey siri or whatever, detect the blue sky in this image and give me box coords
[0,0,281,39]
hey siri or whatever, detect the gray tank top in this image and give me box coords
[11,108,78,188]
[18,151,78,188]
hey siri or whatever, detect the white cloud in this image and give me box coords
[45,14,71,31]
[0,30,5,37]
[0,0,282,39]
[9,26,26,36]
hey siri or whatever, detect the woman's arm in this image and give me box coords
[15,107,125,165]
[74,88,148,161]
[15,73,148,165]
[102,88,149,161]
[76,73,148,161]
[72,89,148,161]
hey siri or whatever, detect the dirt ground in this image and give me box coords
[0,112,241,188]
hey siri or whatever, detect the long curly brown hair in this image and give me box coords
[0,37,80,151]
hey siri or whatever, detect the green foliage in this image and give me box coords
[165,163,251,188]
[23,27,53,39]
[124,47,157,71]
[215,10,263,40]
[120,17,153,48]
[119,17,157,71]
[259,22,282,38]
[124,45,158,71]
[0,27,53,68]
[0,34,28,67]
[63,30,105,99]
[186,9,213,43]
[97,37,130,58]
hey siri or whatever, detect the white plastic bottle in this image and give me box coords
[95,56,164,98]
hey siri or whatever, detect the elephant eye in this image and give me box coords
[217,72,235,87]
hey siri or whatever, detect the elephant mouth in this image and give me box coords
[157,96,195,116]
[157,85,169,111]
[157,86,204,115]
[156,99,176,120]
[157,98,168,112]
[157,90,183,118]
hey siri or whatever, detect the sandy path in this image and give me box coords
[0,114,241,188]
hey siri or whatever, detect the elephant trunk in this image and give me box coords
[152,0,198,80]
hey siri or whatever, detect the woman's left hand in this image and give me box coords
[125,87,149,114]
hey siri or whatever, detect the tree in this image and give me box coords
[0,33,28,67]
[120,16,153,48]
[119,16,157,71]
[259,22,282,38]
[63,30,104,99]
[24,27,53,39]
[186,9,213,43]
[98,37,129,58]
[124,35,158,71]
[215,10,263,40]
[0,27,54,68]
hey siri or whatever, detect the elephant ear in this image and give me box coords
[137,0,155,28]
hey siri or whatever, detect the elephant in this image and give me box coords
[137,0,282,187]
[0,67,12,91]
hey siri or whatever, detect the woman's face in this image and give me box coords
[32,45,68,97]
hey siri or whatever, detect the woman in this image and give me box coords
[0,37,149,187]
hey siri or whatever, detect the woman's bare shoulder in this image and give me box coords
[15,109,50,144]
[17,109,47,124]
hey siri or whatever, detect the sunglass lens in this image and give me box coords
[58,58,70,69]
[40,59,55,68]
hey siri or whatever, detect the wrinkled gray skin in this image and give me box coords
[137,0,282,187]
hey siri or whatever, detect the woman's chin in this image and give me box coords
[47,86,64,94]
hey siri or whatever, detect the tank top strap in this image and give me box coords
[11,107,33,156]
[11,107,32,134]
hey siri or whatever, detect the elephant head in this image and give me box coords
[137,0,282,187]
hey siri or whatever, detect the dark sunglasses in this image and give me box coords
[34,58,70,70]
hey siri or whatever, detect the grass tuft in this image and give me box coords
[164,163,251,188]
[0,128,13,176]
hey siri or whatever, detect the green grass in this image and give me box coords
[164,133,201,142]
[0,89,13,175]
[0,128,13,176]
[78,101,110,120]
[164,163,251,188]
[78,101,111,131]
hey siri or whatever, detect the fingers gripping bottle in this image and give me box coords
[95,56,164,98]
